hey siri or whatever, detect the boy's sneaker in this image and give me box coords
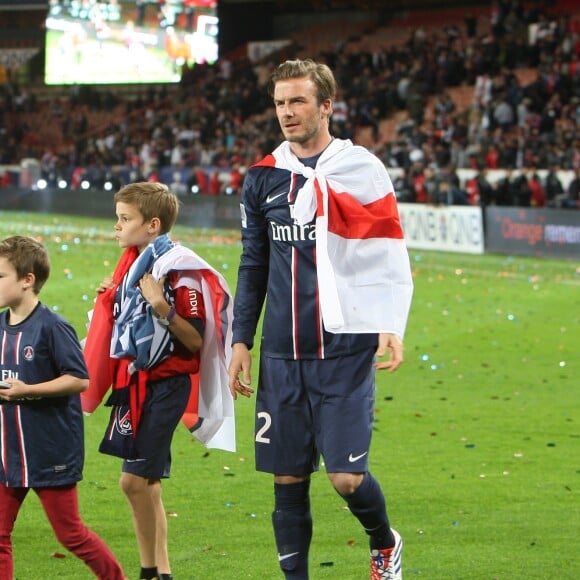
[370,529,403,579]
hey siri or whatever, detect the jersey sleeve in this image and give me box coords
[50,317,89,380]
[174,279,206,337]
[232,168,269,349]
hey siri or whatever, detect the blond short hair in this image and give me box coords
[269,58,337,105]
[114,182,180,234]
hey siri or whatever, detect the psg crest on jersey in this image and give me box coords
[99,403,138,459]
[22,345,35,361]
[114,406,133,436]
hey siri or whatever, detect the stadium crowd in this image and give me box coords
[0,0,579,208]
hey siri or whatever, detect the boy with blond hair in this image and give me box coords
[83,182,234,580]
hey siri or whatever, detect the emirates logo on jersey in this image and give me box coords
[22,345,34,361]
[269,220,316,242]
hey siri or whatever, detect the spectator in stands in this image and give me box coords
[0,170,11,188]
[516,96,532,129]
[169,171,187,196]
[222,164,243,196]
[495,168,517,206]
[433,91,457,130]
[473,72,493,109]
[330,90,349,138]
[512,170,533,206]
[464,11,478,39]
[544,164,565,206]
[562,167,580,208]
[528,170,546,207]
[185,168,199,194]
[469,168,495,206]
[208,170,221,195]
[393,168,414,203]
[410,163,429,203]
[484,143,501,169]
[493,92,515,132]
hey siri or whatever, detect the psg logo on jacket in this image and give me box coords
[23,345,34,361]
[115,406,133,436]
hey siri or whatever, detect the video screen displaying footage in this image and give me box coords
[45,0,218,85]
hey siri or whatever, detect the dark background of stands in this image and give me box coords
[1,0,579,213]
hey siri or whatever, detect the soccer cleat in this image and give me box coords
[370,528,403,579]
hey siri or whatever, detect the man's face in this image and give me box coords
[273,76,328,147]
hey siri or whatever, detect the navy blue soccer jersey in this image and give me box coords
[233,155,377,360]
[0,303,88,488]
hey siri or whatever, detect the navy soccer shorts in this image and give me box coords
[122,374,191,480]
[255,348,376,476]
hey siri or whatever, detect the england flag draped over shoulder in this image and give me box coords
[269,138,413,338]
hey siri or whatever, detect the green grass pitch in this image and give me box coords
[1,211,578,579]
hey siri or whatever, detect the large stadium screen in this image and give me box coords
[44,0,218,85]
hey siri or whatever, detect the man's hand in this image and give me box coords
[228,343,254,399]
[374,333,404,372]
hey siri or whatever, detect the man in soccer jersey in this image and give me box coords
[0,236,126,580]
[228,59,413,579]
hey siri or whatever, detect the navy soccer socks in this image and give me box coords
[341,472,395,550]
[272,480,313,579]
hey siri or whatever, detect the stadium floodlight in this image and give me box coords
[58,179,68,189]
[104,180,114,191]
[190,184,200,195]
[224,186,235,195]
[36,179,48,190]
[80,179,91,190]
